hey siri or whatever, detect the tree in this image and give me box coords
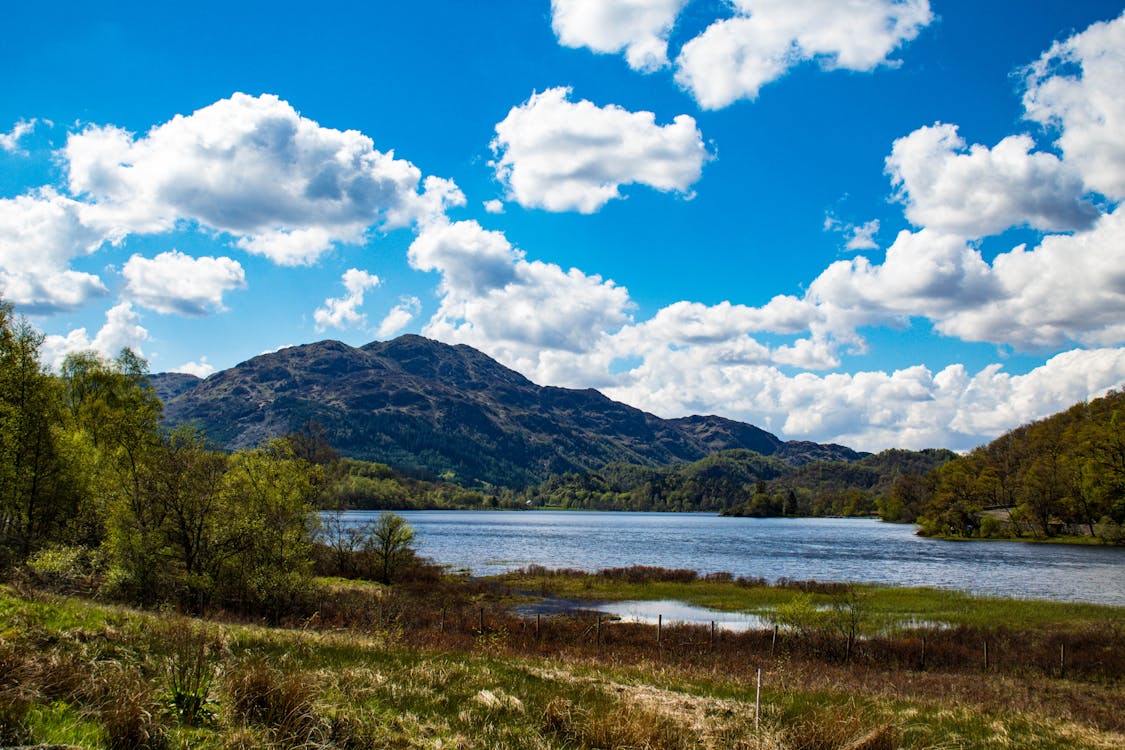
[367,512,415,584]
[0,300,75,562]
[216,439,323,619]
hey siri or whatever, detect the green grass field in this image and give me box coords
[1,574,1122,749]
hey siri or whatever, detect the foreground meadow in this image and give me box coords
[1,567,1122,750]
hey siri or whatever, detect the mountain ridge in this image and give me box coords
[153,335,865,486]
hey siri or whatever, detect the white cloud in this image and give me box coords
[491,87,710,213]
[39,301,149,370]
[551,0,689,72]
[825,215,881,251]
[314,268,381,331]
[172,357,215,378]
[0,119,37,154]
[933,205,1125,348]
[798,202,1125,349]
[63,93,462,265]
[122,250,246,316]
[603,347,1125,452]
[674,0,933,109]
[376,296,421,339]
[0,189,108,313]
[483,199,505,214]
[886,123,1097,237]
[412,220,633,380]
[1023,12,1125,201]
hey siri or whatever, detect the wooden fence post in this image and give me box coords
[771,624,778,656]
[920,634,926,670]
[479,607,484,634]
[535,613,540,640]
[657,614,662,649]
[983,639,989,670]
[440,607,445,634]
[596,615,602,647]
[755,668,762,730]
[710,620,715,653]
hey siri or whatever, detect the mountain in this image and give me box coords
[153,335,865,487]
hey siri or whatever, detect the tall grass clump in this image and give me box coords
[222,658,326,745]
[152,615,225,725]
[92,663,169,750]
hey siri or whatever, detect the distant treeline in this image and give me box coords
[518,447,956,516]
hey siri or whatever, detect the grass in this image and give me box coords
[495,566,1124,629]
[0,576,1122,749]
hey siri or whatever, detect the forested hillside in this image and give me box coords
[524,448,955,515]
[915,390,1125,541]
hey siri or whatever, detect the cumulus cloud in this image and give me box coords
[0,189,108,313]
[483,199,505,214]
[63,93,462,265]
[39,301,149,370]
[376,296,421,339]
[314,268,381,331]
[933,206,1125,348]
[172,357,215,378]
[886,123,1098,237]
[122,250,246,316]
[1023,11,1125,201]
[0,119,37,154]
[491,87,710,213]
[674,0,933,109]
[551,0,688,72]
[412,220,633,378]
[603,347,1125,452]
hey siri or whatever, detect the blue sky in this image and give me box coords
[2,0,1124,452]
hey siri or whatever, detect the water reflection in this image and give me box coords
[597,599,771,631]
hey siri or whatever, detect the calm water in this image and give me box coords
[335,511,1125,605]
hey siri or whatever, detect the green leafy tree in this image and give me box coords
[216,439,323,618]
[0,300,79,562]
[367,511,415,584]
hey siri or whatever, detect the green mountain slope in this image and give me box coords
[153,335,865,487]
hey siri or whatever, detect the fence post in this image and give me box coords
[657,614,662,649]
[536,613,541,640]
[596,615,602,647]
[1059,642,1065,674]
[983,639,989,670]
[479,607,484,634]
[771,624,778,656]
[440,607,445,634]
[755,668,762,730]
[710,621,715,653]
[920,633,926,670]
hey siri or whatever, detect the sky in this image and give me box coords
[2,0,1124,453]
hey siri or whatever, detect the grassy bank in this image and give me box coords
[1,572,1123,749]
[497,565,1124,629]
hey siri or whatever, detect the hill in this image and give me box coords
[914,389,1125,541]
[527,447,954,514]
[154,335,863,487]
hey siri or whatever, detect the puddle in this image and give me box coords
[515,597,769,631]
[598,599,771,631]
[514,597,951,633]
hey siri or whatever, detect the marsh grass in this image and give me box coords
[0,576,1121,749]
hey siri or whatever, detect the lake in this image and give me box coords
[333,511,1125,606]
